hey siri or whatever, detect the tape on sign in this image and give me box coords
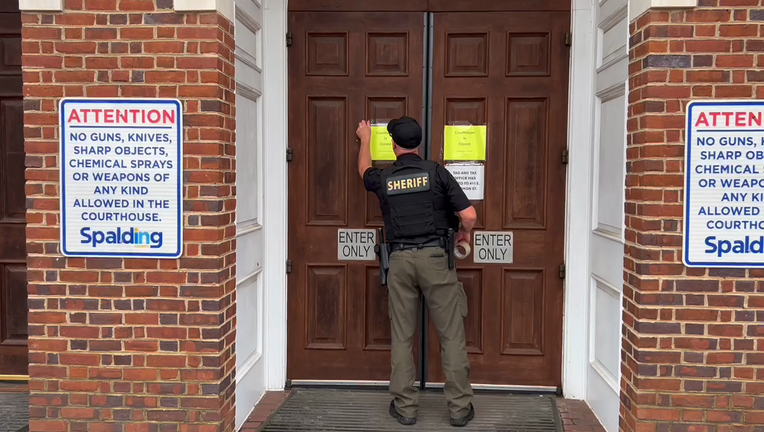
[454,241,471,259]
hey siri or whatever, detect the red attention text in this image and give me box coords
[695,111,764,128]
[67,108,176,125]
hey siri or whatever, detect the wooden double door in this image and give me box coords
[0,1,27,377]
[287,3,570,388]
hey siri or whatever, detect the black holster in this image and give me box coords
[441,228,455,270]
[375,228,391,286]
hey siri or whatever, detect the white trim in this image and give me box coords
[592,228,622,243]
[261,0,289,391]
[18,0,62,11]
[237,4,263,32]
[237,349,265,385]
[175,0,235,22]
[562,0,597,401]
[629,0,696,21]
[237,267,264,287]
[589,276,623,392]
[236,222,263,237]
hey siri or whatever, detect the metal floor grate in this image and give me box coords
[0,393,29,432]
[262,389,562,431]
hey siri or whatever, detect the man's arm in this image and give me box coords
[438,165,476,243]
[357,120,372,178]
[456,206,477,244]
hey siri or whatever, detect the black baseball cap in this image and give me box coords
[387,116,422,149]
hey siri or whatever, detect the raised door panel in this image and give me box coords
[367,97,407,122]
[306,266,347,350]
[445,33,488,77]
[504,98,548,229]
[367,33,409,76]
[1,265,26,344]
[506,33,550,77]
[458,269,483,354]
[0,99,23,223]
[501,269,544,356]
[307,33,348,76]
[307,97,348,226]
[364,267,390,350]
[0,10,21,99]
[594,90,626,237]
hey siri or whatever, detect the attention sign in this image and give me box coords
[684,100,764,267]
[60,99,183,258]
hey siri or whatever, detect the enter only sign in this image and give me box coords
[474,231,513,264]
[337,229,376,261]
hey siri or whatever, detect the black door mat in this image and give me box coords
[261,389,562,431]
[0,393,29,432]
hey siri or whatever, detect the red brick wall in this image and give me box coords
[623,3,764,432]
[21,1,238,431]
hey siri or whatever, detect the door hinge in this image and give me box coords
[286,32,293,47]
[562,149,569,165]
[286,260,293,274]
[286,148,293,162]
[564,32,572,47]
[559,264,566,280]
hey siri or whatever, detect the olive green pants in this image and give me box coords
[388,246,473,419]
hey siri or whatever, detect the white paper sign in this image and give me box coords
[60,99,183,258]
[338,229,376,261]
[684,100,764,267]
[474,231,513,264]
[446,164,484,200]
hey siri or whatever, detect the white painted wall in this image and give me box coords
[585,0,629,430]
[234,0,266,428]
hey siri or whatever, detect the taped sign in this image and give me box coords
[338,229,377,261]
[446,164,484,201]
[474,231,513,264]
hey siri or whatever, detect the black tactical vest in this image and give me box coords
[379,160,454,243]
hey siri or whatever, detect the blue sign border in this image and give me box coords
[684,99,764,268]
[59,98,183,259]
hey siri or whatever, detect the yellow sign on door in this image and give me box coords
[370,125,396,161]
[444,125,487,161]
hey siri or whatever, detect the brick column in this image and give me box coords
[22,1,237,431]
[622,4,763,432]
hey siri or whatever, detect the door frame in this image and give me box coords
[260,0,599,399]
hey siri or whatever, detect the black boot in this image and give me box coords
[389,400,416,425]
[450,403,475,427]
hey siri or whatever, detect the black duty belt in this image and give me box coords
[390,240,442,252]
